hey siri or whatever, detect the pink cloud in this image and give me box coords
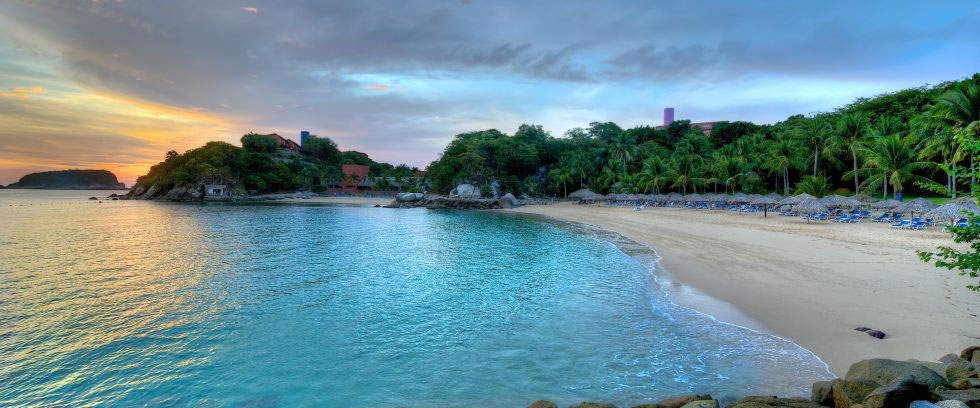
[366,85,391,90]
[241,7,258,13]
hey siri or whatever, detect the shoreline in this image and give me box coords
[507,202,980,376]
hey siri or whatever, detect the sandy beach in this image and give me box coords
[509,202,980,376]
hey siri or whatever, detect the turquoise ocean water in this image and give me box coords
[0,190,832,407]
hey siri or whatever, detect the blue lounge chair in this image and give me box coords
[891,220,910,229]
[872,213,890,222]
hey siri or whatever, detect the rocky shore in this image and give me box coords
[526,346,980,408]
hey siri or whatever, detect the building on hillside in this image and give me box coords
[654,107,719,136]
[300,130,310,148]
[341,164,370,192]
[263,133,302,151]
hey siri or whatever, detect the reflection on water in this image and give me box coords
[0,190,832,407]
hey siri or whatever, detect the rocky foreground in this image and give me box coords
[525,346,980,408]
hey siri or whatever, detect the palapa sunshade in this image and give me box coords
[895,198,938,215]
[750,196,780,217]
[568,188,597,199]
[778,193,816,206]
[818,194,862,208]
[792,198,828,223]
[684,193,703,202]
[750,196,779,205]
[731,193,750,203]
[653,194,668,201]
[923,202,973,222]
[764,192,783,200]
[667,192,683,200]
[872,199,902,209]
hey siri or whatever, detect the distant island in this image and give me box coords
[6,169,126,190]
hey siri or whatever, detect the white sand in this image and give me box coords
[509,203,980,376]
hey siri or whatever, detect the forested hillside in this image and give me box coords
[425,74,980,199]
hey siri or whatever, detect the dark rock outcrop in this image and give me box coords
[862,376,931,408]
[527,400,557,408]
[832,379,877,408]
[569,402,617,408]
[633,394,711,408]
[727,396,824,407]
[947,360,978,382]
[810,380,834,406]
[846,358,947,390]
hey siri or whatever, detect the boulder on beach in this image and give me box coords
[862,376,931,408]
[932,389,980,408]
[962,346,980,362]
[568,402,617,408]
[450,183,481,199]
[845,358,947,389]
[810,380,834,405]
[498,192,520,208]
[396,192,424,203]
[727,396,824,407]
[946,360,978,382]
[832,379,877,408]
[679,400,719,408]
[936,400,970,408]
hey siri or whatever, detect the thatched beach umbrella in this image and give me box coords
[764,192,782,200]
[750,196,780,217]
[793,198,828,223]
[923,202,972,224]
[819,194,862,208]
[895,198,937,219]
[684,193,703,203]
[568,188,597,199]
[779,193,816,206]
[872,199,902,210]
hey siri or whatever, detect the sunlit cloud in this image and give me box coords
[366,85,391,90]
[242,7,257,13]
[11,86,46,93]
[1,93,30,98]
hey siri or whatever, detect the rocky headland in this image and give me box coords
[526,346,980,407]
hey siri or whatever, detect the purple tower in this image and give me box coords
[663,107,675,127]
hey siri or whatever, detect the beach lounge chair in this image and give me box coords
[872,213,889,222]
[891,220,911,229]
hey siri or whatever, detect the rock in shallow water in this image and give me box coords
[727,396,824,407]
[810,380,834,406]
[527,400,557,408]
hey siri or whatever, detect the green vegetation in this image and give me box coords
[8,169,125,189]
[919,214,980,292]
[425,74,980,202]
[134,133,419,194]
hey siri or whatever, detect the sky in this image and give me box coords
[1,1,978,186]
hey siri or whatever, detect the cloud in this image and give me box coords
[1,93,30,98]
[0,0,977,184]
[11,85,46,93]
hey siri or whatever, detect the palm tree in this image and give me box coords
[548,166,573,197]
[846,133,935,199]
[921,79,980,195]
[597,159,625,193]
[668,153,704,194]
[832,112,870,193]
[764,131,804,195]
[794,175,832,198]
[607,132,638,165]
[803,117,837,177]
[637,156,669,193]
[916,126,962,197]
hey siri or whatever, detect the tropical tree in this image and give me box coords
[847,133,935,198]
[608,131,638,165]
[668,153,704,194]
[921,79,980,195]
[794,175,833,197]
[548,166,573,197]
[637,155,669,193]
[803,117,838,176]
[764,130,805,195]
[832,113,870,192]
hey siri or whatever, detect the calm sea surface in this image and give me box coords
[0,190,832,407]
